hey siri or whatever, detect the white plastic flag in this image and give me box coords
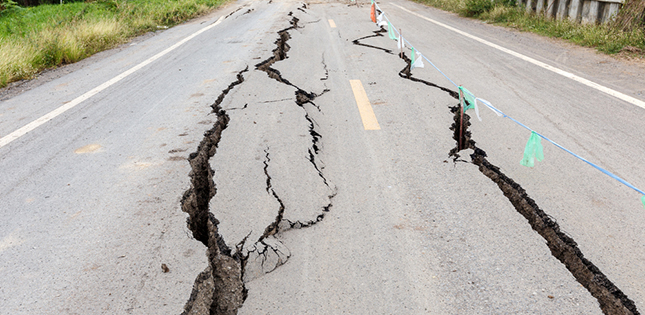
[377,13,387,27]
[475,98,502,120]
[397,36,404,50]
[411,49,424,69]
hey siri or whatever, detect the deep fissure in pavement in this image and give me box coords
[181,67,248,315]
[449,104,639,315]
[352,28,394,54]
[352,27,639,315]
[420,62,636,315]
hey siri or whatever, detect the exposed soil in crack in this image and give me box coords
[255,15,329,111]
[224,5,246,19]
[212,67,248,111]
[351,28,640,314]
[181,67,249,315]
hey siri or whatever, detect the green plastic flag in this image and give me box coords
[458,86,476,112]
[520,131,544,167]
[411,48,416,65]
[387,22,397,40]
[642,195,645,209]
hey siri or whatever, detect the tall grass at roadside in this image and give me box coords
[412,0,645,56]
[0,0,226,88]
[480,6,645,54]
[411,0,466,13]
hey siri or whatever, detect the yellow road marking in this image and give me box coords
[74,143,101,154]
[328,19,336,28]
[349,80,380,130]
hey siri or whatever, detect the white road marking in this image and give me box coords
[391,3,645,111]
[0,15,227,149]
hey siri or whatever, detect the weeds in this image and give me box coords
[0,0,227,88]
[479,6,645,54]
[413,0,644,57]
[464,0,493,16]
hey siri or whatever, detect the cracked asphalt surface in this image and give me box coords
[1,0,645,314]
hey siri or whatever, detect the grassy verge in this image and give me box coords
[412,0,645,57]
[0,0,228,88]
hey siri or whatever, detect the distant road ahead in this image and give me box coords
[1,0,644,314]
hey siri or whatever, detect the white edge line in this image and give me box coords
[0,15,227,149]
[390,3,645,111]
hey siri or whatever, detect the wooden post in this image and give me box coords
[399,29,403,58]
[458,88,464,151]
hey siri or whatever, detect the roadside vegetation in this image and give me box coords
[0,0,227,88]
[413,0,645,56]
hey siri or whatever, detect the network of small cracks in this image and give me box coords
[183,11,337,313]
[246,10,337,279]
[351,27,640,315]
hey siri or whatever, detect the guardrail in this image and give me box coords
[517,0,624,24]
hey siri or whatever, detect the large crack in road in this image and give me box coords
[353,28,640,315]
[181,67,248,315]
[181,10,335,314]
[450,105,639,315]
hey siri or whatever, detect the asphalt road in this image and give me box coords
[1,0,644,314]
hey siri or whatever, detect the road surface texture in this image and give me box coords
[1,0,644,314]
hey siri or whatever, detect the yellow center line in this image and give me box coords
[349,80,380,130]
[328,19,337,28]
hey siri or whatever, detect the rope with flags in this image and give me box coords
[368,1,645,208]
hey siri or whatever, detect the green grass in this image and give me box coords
[411,0,467,13]
[0,0,228,88]
[412,0,645,56]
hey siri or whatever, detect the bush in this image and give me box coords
[0,0,23,16]
[13,0,85,7]
[495,0,516,7]
[465,0,494,16]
